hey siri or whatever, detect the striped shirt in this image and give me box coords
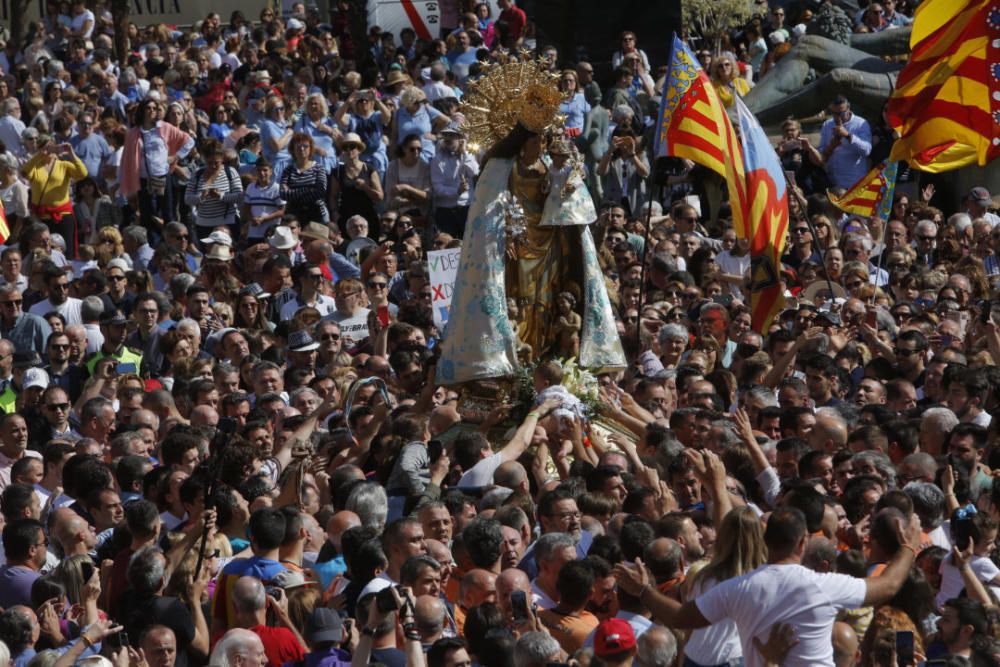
[245,181,286,239]
[280,161,328,221]
[184,165,244,227]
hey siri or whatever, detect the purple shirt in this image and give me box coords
[0,565,40,609]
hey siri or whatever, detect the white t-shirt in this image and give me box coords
[457,451,504,488]
[71,9,95,37]
[695,564,867,667]
[937,555,1000,607]
[684,577,743,665]
[715,250,750,298]
[29,297,83,326]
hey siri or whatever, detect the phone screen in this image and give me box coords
[511,590,530,624]
[895,630,914,667]
[378,304,390,327]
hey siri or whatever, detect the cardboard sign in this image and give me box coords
[427,248,460,334]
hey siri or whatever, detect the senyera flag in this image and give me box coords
[828,161,899,222]
[734,96,788,334]
[654,34,747,235]
[886,0,1000,172]
[0,201,9,246]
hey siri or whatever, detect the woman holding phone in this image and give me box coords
[21,134,88,257]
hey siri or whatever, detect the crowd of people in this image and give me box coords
[0,0,997,666]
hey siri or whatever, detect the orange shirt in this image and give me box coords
[538,608,599,654]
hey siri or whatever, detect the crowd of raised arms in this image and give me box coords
[0,0,999,666]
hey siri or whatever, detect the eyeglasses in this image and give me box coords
[321,333,341,341]
[845,280,865,290]
[0,299,22,306]
[51,282,69,291]
[917,235,935,242]
[895,347,920,357]
[792,228,810,234]
[305,273,323,280]
[547,511,582,520]
[367,282,387,289]
[46,403,70,411]
[49,344,69,350]
[174,234,190,240]
[109,275,126,282]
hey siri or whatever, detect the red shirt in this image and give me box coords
[498,6,526,40]
[252,625,305,667]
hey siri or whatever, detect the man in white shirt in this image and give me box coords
[965,187,1000,228]
[455,397,558,488]
[0,99,26,158]
[70,0,96,38]
[358,517,426,598]
[946,368,992,428]
[28,266,83,326]
[422,63,454,102]
[529,533,577,611]
[614,507,920,667]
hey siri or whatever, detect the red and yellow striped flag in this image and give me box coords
[828,161,899,221]
[886,0,1000,172]
[654,35,747,233]
[0,200,9,246]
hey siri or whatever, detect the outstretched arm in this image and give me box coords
[613,559,711,629]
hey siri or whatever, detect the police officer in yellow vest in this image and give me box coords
[85,311,143,377]
[0,351,44,415]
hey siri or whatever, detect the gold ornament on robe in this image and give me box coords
[460,50,568,151]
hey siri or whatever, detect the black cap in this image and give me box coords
[11,351,43,370]
[100,310,128,326]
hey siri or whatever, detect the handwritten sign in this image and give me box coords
[427,248,460,335]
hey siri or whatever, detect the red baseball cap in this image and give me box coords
[594,619,636,657]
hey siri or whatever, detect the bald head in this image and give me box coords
[414,595,446,636]
[424,538,452,567]
[189,405,219,427]
[131,408,160,431]
[459,568,497,609]
[494,461,528,490]
[496,567,531,619]
[327,510,362,552]
[232,576,266,613]
[53,507,89,549]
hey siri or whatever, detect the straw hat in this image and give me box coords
[385,69,410,87]
[339,132,365,150]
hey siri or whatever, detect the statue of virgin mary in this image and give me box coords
[436,55,625,386]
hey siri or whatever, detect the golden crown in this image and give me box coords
[460,51,567,152]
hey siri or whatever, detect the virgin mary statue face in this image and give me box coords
[521,134,545,163]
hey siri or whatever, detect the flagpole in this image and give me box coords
[785,174,838,301]
[636,178,663,355]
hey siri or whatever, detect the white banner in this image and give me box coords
[366,0,500,41]
[427,248,460,334]
[1,0,269,28]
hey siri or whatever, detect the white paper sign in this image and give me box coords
[427,248,460,334]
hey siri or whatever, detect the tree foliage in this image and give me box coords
[681,0,754,55]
